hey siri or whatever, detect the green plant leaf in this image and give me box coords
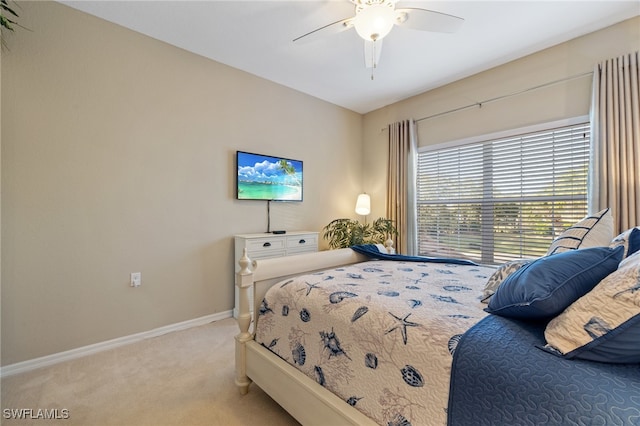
[323,217,398,249]
[1,1,19,19]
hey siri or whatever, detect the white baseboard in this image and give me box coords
[0,310,233,378]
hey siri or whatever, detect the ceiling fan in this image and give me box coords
[293,0,464,72]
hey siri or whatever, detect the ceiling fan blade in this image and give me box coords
[293,17,354,44]
[364,39,383,69]
[395,8,464,33]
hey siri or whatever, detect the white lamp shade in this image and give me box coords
[354,3,396,41]
[355,193,371,216]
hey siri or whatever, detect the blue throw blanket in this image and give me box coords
[448,315,640,425]
[351,244,477,265]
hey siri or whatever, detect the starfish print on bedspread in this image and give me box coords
[299,275,335,296]
[300,281,320,296]
[385,312,420,345]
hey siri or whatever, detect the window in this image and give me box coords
[417,120,590,264]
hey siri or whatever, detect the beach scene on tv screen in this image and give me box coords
[237,153,303,201]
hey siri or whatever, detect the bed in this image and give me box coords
[234,237,640,426]
[234,245,494,425]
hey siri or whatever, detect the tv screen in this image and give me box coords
[236,151,303,201]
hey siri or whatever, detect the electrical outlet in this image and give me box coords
[130,272,141,287]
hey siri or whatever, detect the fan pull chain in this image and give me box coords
[371,36,377,80]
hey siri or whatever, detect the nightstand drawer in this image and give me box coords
[286,234,318,253]
[245,237,286,253]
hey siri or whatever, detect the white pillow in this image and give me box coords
[546,208,613,255]
[543,250,640,363]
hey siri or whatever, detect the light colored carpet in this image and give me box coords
[1,318,300,426]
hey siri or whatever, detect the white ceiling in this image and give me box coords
[61,0,640,114]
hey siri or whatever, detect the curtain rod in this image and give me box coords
[413,71,594,123]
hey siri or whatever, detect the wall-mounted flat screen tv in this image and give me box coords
[236,151,303,202]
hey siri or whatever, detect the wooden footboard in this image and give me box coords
[234,248,376,425]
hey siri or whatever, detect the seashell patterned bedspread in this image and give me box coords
[254,260,494,426]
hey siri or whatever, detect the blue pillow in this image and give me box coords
[630,228,640,257]
[486,246,624,320]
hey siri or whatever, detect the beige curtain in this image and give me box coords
[387,120,417,255]
[589,51,640,233]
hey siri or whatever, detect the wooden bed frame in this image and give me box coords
[234,248,379,425]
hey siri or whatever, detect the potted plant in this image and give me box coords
[322,217,398,249]
[1,0,20,50]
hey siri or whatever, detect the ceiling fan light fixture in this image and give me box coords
[354,2,396,41]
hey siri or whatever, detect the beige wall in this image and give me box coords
[1,2,363,365]
[362,17,640,220]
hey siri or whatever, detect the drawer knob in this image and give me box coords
[299,239,306,244]
[263,242,271,247]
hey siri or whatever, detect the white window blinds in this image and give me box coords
[417,121,590,264]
